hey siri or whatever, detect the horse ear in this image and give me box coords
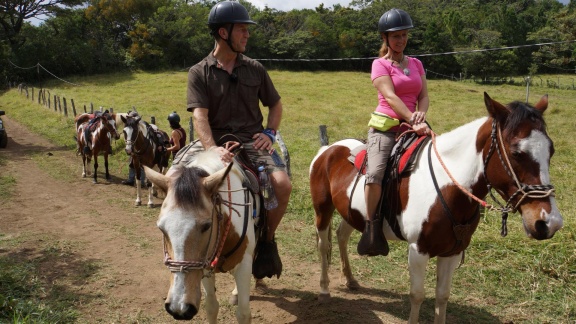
[144,166,169,193]
[121,115,127,124]
[203,162,234,193]
[533,94,548,113]
[484,92,510,121]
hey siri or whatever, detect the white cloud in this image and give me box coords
[249,0,354,11]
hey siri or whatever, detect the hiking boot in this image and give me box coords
[121,180,135,186]
[357,218,389,257]
[253,240,283,279]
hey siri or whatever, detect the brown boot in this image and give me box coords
[357,218,389,256]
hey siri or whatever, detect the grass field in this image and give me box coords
[1,70,575,322]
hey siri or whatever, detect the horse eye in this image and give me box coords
[200,223,212,233]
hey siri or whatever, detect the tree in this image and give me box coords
[0,0,83,49]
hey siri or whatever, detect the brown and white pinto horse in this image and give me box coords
[75,112,120,183]
[121,114,170,207]
[145,149,257,323]
[309,93,563,324]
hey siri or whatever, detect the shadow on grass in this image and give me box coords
[251,285,501,323]
[0,244,102,322]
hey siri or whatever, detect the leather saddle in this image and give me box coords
[349,131,431,179]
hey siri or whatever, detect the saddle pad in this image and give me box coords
[354,149,367,175]
[349,135,430,175]
[398,135,430,174]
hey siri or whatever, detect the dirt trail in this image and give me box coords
[0,116,405,323]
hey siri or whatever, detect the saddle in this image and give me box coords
[215,134,283,279]
[145,123,170,168]
[349,131,431,177]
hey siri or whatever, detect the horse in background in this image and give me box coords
[145,149,257,323]
[75,112,120,183]
[308,93,563,324]
[121,114,170,207]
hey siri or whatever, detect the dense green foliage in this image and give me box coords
[1,0,576,85]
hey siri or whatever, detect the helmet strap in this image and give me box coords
[222,23,240,53]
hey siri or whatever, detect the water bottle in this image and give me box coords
[258,163,278,210]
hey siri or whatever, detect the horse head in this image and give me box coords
[482,92,562,240]
[103,113,120,140]
[145,155,234,320]
[121,115,143,155]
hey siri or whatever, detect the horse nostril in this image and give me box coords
[165,303,198,320]
[534,220,549,240]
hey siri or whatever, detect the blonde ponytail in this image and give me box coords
[378,33,388,58]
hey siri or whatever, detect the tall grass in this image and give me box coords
[1,70,575,322]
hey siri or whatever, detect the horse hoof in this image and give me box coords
[346,280,361,290]
[318,293,331,303]
[229,294,238,305]
[135,201,141,206]
[147,203,154,208]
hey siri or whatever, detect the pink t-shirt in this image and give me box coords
[371,56,425,120]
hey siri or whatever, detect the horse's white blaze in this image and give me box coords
[520,130,551,184]
[519,130,563,232]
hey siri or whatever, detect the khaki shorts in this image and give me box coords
[172,140,287,174]
[365,129,395,185]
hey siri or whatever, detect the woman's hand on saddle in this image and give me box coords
[413,122,430,136]
[410,111,426,126]
[252,132,274,154]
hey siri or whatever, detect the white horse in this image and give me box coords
[145,149,257,323]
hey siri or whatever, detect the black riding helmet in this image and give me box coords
[378,8,413,33]
[208,1,256,52]
[167,111,180,125]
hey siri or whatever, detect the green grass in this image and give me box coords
[1,70,575,322]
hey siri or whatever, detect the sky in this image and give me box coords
[249,0,354,11]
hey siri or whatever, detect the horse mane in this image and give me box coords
[504,101,547,136]
[173,166,210,209]
[172,150,244,210]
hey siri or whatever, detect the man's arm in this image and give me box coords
[192,108,216,149]
[266,99,283,131]
[192,107,237,162]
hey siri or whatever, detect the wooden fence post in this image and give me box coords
[90,103,94,113]
[58,96,62,113]
[83,104,87,113]
[54,95,57,112]
[151,116,156,125]
[63,97,68,117]
[71,99,76,116]
[319,125,329,146]
[31,87,34,102]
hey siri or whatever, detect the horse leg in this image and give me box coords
[147,184,155,208]
[336,220,360,290]
[92,153,98,184]
[201,275,219,324]
[434,254,462,324]
[134,165,142,206]
[81,154,87,178]
[317,219,332,302]
[104,153,111,181]
[407,243,429,324]
[232,255,253,324]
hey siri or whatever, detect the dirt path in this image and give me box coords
[0,116,406,323]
